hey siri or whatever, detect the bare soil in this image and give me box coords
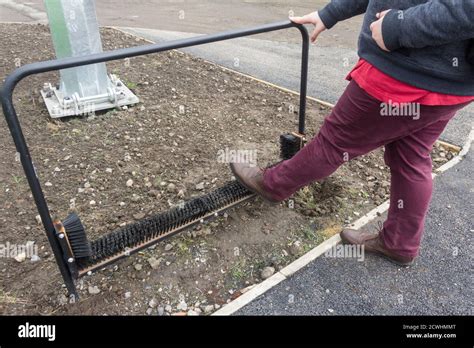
[0,23,455,315]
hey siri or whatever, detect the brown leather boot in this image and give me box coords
[340,228,415,267]
[230,163,280,204]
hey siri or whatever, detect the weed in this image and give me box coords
[11,174,23,185]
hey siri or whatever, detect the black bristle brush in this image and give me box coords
[280,133,305,160]
[58,213,92,259]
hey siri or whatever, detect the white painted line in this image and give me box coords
[0,20,39,24]
[0,0,47,22]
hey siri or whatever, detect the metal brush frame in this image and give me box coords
[1,20,309,298]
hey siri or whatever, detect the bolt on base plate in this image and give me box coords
[40,74,139,118]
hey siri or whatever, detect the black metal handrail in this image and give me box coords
[0,19,309,297]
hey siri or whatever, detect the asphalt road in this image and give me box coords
[0,0,359,46]
[237,150,474,315]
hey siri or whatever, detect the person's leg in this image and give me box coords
[263,81,389,201]
[262,80,458,201]
[381,119,450,258]
[340,102,469,264]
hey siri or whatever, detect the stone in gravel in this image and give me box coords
[148,257,162,269]
[261,266,275,280]
[177,301,188,311]
[88,286,100,295]
[146,308,153,315]
[164,244,173,251]
[124,292,131,299]
[58,294,68,306]
[177,189,185,199]
[203,305,214,314]
[134,264,143,271]
[289,241,303,256]
[167,183,176,193]
[89,200,96,206]
[30,255,41,262]
[133,212,146,220]
[126,179,134,187]
[187,309,199,316]
[14,252,26,263]
[148,190,160,198]
[106,168,113,173]
[214,304,221,310]
[45,182,53,187]
[195,182,205,190]
[165,304,172,313]
[157,306,165,316]
[35,215,42,225]
[46,123,60,133]
[149,298,158,308]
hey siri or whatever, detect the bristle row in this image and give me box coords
[77,180,252,269]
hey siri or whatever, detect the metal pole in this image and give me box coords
[298,26,309,135]
[43,0,138,118]
[0,100,78,298]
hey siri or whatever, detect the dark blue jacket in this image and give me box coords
[318,0,474,95]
